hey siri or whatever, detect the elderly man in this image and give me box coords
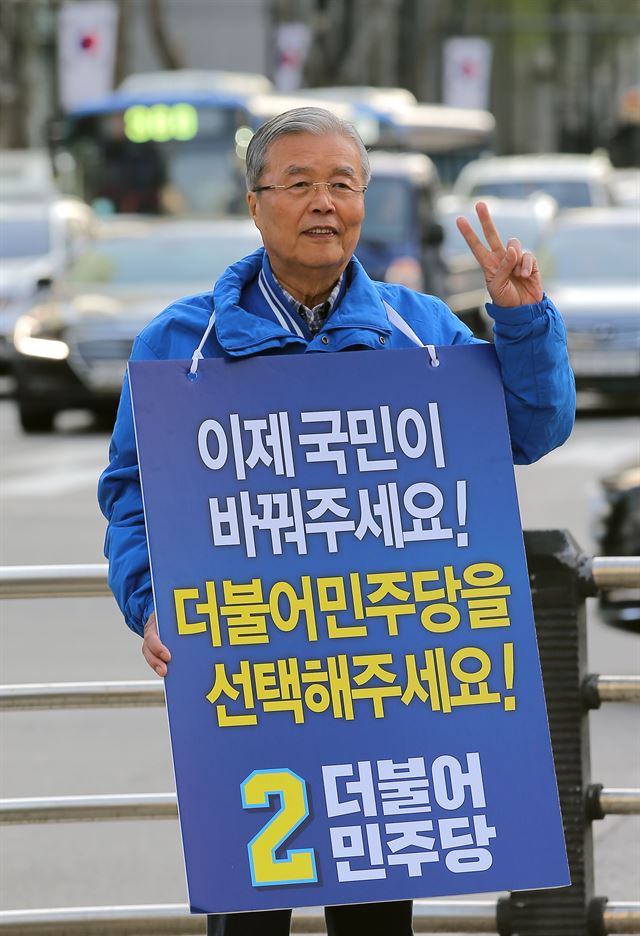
[98,107,575,936]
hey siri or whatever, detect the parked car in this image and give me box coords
[594,464,640,631]
[0,198,96,372]
[452,153,617,209]
[536,207,640,405]
[10,218,261,432]
[438,193,558,335]
[356,151,446,305]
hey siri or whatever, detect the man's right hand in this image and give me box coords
[142,612,171,676]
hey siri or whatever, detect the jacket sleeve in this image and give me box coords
[97,336,159,637]
[486,294,576,465]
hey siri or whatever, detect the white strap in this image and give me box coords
[189,303,441,373]
[383,300,439,366]
[383,301,424,346]
[189,310,216,375]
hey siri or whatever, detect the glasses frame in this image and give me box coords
[253,180,368,197]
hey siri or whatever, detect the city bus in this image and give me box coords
[49,70,273,216]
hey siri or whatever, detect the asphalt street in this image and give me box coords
[1,398,638,925]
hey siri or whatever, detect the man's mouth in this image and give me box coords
[304,226,338,236]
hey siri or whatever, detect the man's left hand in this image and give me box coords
[456,201,544,308]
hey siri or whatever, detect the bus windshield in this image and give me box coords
[53,99,253,217]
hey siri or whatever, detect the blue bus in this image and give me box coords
[50,70,273,216]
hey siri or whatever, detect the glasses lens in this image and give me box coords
[285,182,361,197]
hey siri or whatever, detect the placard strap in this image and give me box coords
[383,300,439,366]
[187,303,440,373]
[189,310,216,376]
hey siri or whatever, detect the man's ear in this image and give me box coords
[247,190,258,223]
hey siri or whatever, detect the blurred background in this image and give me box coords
[0,0,638,929]
[2,0,640,156]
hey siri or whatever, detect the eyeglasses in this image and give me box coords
[253,180,367,198]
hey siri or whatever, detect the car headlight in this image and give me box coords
[13,313,70,360]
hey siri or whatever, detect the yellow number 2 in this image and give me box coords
[241,769,318,887]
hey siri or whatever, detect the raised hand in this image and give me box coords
[456,201,544,308]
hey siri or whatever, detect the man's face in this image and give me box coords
[247,132,366,286]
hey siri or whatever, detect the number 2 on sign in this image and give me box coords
[241,769,318,887]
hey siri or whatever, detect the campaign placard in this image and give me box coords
[129,345,569,914]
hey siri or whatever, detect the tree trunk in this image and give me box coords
[146,0,183,70]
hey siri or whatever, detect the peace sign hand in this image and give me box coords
[456,201,544,308]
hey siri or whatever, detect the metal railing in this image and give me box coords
[2,673,639,712]
[2,784,639,826]
[0,563,111,598]
[0,680,165,709]
[1,535,639,935]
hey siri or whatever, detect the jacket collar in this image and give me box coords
[212,247,392,357]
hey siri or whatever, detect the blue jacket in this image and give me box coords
[98,248,575,637]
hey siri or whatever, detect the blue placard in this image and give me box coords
[129,345,570,914]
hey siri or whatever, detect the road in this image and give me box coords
[1,399,638,922]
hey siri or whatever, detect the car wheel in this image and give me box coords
[18,403,55,434]
[94,406,118,431]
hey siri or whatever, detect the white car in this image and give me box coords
[11,217,262,432]
[0,199,96,370]
[452,153,617,209]
[537,207,640,404]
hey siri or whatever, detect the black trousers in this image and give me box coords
[206,900,413,935]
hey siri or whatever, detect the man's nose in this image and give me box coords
[309,182,336,208]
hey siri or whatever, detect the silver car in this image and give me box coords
[0,199,95,370]
[11,218,262,432]
[452,153,617,209]
[537,207,640,404]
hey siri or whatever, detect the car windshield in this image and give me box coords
[0,218,50,258]
[66,231,260,285]
[539,222,640,282]
[470,179,593,208]
[360,178,412,244]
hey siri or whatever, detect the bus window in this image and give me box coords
[53,104,249,216]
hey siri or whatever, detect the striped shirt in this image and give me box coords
[277,275,344,335]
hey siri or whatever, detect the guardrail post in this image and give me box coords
[506,530,599,935]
